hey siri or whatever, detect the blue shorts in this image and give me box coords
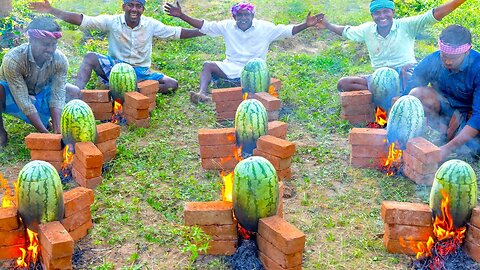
[96,53,164,86]
[0,81,51,127]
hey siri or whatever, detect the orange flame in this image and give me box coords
[1,173,16,208]
[16,228,40,268]
[383,142,402,176]
[220,145,243,202]
[111,98,124,124]
[268,85,278,98]
[61,144,74,178]
[375,106,387,127]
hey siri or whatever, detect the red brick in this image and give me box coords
[350,145,388,158]
[212,87,242,102]
[198,128,236,146]
[383,234,419,255]
[72,168,102,189]
[75,142,103,169]
[93,112,113,121]
[340,112,375,125]
[124,91,150,109]
[349,156,384,169]
[30,149,63,162]
[50,161,62,172]
[41,254,72,270]
[258,216,305,254]
[381,201,432,226]
[258,250,302,270]
[384,223,433,241]
[257,234,302,268]
[25,133,62,150]
[277,181,284,218]
[123,105,149,119]
[200,144,237,159]
[270,77,282,91]
[201,157,238,170]
[63,187,94,218]
[81,89,110,103]
[348,128,387,146]
[95,139,116,154]
[466,223,480,245]
[0,206,19,230]
[102,148,117,163]
[126,115,150,128]
[38,221,74,259]
[268,110,280,121]
[214,99,242,113]
[61,207,92,232]
[253,149,291,170]
[341,102,375,115]
[277,167,292,181]
[199,240,237,255]
[148,100,156,112]
[184,201,234,226]
[402,164,435,185]
[403,152,438,175]
[72,157,101,179]
[255,92,281,111]
[198,222,238,240]
[0,243,24,260]
[464,239,480,263]
[339,90,372,105]
[256,135,295,159]
[86,102,113,113]
[471,208,480,228]
[216,111,237,121]
[406,137,441,164]
[0,224,26,246]
[96,123,121,143]
[268,121,288,139]
[69,219,93,241]
[138,80,159,95]
[143,92,156,104]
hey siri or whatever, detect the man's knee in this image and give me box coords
[65,83,82,102]
[159,77,178,93]
[82,52,98,66]
[337,77,350,91]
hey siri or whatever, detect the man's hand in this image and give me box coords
[305,12,324,28]
[439,145,452,162]
[165,1,183,18]
[29,0,53,13]
[315,14,328,29]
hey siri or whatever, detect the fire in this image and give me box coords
[61,144,74,178]
[268,85,278,98]
[16,228,40,268]
[220,145,243,202]
[243,93,249,100]
[366,106,388,128]
[1,173,16,208]
[382,142,402,176]
[111,98,124,124]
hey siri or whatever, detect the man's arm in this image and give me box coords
[50,107,62,134]
[316,15,345,36]
[433,0,467,21]
[29,0,83,26]
[440,125,479,160]
[180,28,205,39]
[292,12,323,35]
[165,1,204,29]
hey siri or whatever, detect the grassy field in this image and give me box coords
[1,0,480,269]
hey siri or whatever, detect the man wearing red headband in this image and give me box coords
[0,17,80,147]
[406,25,480,160]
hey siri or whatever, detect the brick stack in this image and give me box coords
[403,137,441,185]
[72,142,103,189]
[257,216,305,270]
[198,128,238,170]
[38,221,74,270]
[268,121,288,139]
[340,90,375,125]
[0,207,24,260]
[81,90,112,121]
[464,207,480,262]
[62,187,94,241]
[137,80,159,112]
[269,78,282,95]
[381,201,433,255]
[25,133,64,172]
[254,92,281,121]
[95,122,121,164]
[348,128,388,169]
[184,201,237,255]
[124,91,150,128]
[212,87,243,121]
[254,135,295,181]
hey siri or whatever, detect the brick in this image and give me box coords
[63,187,94,218]
[0,243,24,260]
[126,115,150,128]
[384,223,433,241]
[201,157,238,170]
[466,223,480,245]
[350,156,384,169]
[350,145,388,158]
[340,112,375,125]
[381,201,432,226]
[216,111,237,121]
[61,207,92,232]
[214,99,242,113]
[184,201,234,226]
[41,254,72,270]
[277,167,292,181]
[148,100,156,112]
[72,167,102,189]
[256,135,295,159]
[124,91,150,109]
[69,219,93,241]
[257,234,302,268]
[199,240,237,255]
[198,128,236,146]
[0,207,19,230]
[30,149,64,162]
[348,128,387,146]
[50,161,62,172]
[96,123,121,143]
[138,80,159,95]
[268,110,280,121]
[258,216,305,254]
[93,112,113,121]
[0,224,26,246]
[471,208,480,228]
[198,223,238,240]
[38,221,74,259]
[255,92,281,111]
[86,102,113,113]
[258,250,302,270]
[464,239,480,263]
[268,121,288,139]
[200,144,237,159]
[72,156,101,177]
[212,87,242,102]
[402,164,435,185]
[270,78,282,93]
[124,105,149,119]
[102,148,117,163]
[143,93,156,104]
[253,149,291,170]
[339,90,372,105]
[25,133,62,150]
[75,142,103,169]
[277,181,284,218]
[80,89,110,103]
[383,234,419,255]
[341,102,375,115]
[403,152,438,175]
[406,137,441,164]
[95,139,116,154]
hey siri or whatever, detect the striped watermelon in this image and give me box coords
[109,63,137,102]
[17,160,64,232]
[370,67,401,111]
[240,58,270,97]
[386,95,424,149]
[233,156,278,232]
[235,99,268,157]
[61,99,97,145]
[430,159,477,228]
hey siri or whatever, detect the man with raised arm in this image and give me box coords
[165,1,322,103]
[30,0,204,94]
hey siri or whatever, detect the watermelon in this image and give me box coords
[17,160,64,232]
[240,58,270,97]
[386,95,424,149]
[109,63,137,101]
[235,99,268,157]
[61,99,97,145]
[430,159,477,228]
[233,156,278,232]
[370,67,401,111]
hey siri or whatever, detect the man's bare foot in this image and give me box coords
[0,129,7,147]
[189,91,212,104]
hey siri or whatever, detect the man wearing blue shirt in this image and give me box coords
[406,25,480,160]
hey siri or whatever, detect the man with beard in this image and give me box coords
[165,1,322,103]
[30,0,204,94]
[0,17,80,147]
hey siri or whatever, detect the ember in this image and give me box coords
[60,144,74,183]
[16,228,40,269]
[382,142,403,176]
[111,98,126,125]
[366,106,388,128]
[227,238,264,270]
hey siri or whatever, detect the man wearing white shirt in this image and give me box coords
[165,1,322,103]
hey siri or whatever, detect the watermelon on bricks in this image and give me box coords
[109,62,137,102]
[240,58,270,97]
[386,95,424,149]
[61,99,98,146]
[235,99,268,157]
[369,67,401,111]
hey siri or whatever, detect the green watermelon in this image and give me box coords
[233,156,278,232]
[386,95,424,149]
[109,63,137,101]
[61,99,97,145]
[430,159,477,228]
[370,67,401,111]
[17,160,64,232]
[235,99,268,157]
[240,58,270,97]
